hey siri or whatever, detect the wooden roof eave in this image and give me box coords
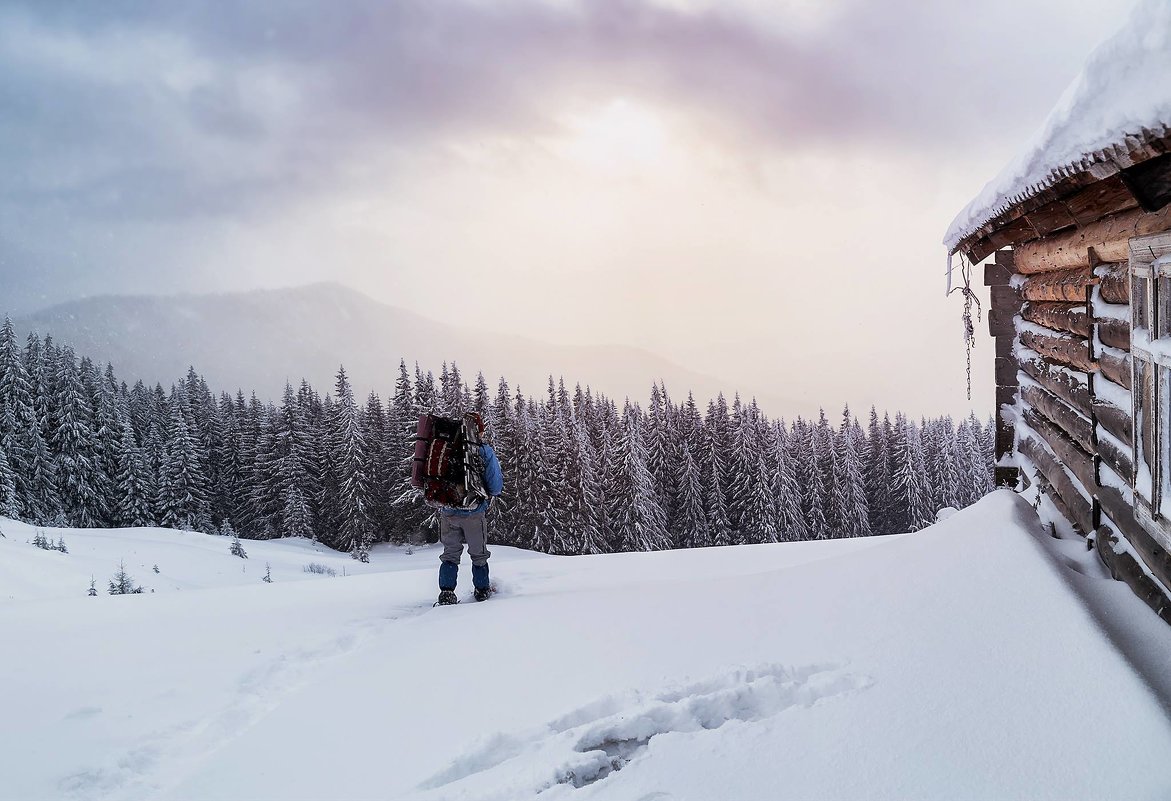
[954,129,1171,263]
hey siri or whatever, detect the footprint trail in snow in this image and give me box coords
[415,663,873,800]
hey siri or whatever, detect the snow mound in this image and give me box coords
[945,0,1171,252]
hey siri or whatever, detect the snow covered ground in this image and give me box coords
[2,491,1170,800]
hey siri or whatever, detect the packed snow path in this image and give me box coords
[1,491,1170,800]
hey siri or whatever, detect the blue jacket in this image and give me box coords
[442,443,503,517]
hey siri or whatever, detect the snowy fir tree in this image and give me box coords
[831,407,871,539]
[230,532,248,559]
[87,576,97,596]
[0,329,996,554]
[108,561,141,595]
[0,446,19,519]
[329,367,373,555]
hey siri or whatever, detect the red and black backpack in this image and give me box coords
[410,412,487,510]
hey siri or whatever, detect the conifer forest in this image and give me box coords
[0,319,994,557]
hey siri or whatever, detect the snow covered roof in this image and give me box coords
[944,0,1171,256]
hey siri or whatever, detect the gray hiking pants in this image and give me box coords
[439,510,491,567]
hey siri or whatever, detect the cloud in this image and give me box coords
[0,0,1132,223]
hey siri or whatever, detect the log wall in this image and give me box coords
[984,212,1171,624]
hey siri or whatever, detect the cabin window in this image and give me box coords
[1129,233,1171,543]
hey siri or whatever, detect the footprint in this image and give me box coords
[417,662,872,798]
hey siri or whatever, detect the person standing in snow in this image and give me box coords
[437,414,503,605]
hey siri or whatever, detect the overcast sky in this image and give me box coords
[0,0,1138,418]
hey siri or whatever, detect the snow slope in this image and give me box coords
[2,491,1170,800]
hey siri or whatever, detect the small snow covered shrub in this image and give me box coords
[55,536,68,553]
[262,563,272,583]
[31,529,55,550]
[108,561,143,595]
[229,533,248,559]
[303,563,337,577]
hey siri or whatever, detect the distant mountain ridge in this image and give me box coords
[12,283,781,411]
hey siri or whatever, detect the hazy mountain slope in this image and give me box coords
[13,283,776,409]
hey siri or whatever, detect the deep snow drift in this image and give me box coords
[2,491,1170,801]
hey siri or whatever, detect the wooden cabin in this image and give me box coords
[944,0,1171,622]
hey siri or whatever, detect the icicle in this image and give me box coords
[945,251,954,295]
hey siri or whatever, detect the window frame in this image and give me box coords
[1129,232,1171,551]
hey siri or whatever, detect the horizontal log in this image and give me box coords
[1022,384,1094,454]
[1019,329,1094,372]
[1016,206,1171,274]
[1093,397,1133,449]
[961,176,1139,263]
[1097,317,1131,351]
[1096,426,1133,485]
[1019,435,1094,534]
[1064,173,1142,226]
[1024,200,1078,238]
[1098,263,1129,305]
[1023,408,1096,494]
[1095,523,1171,624]
[1018,357,1091,416]
[987,215,1040,252]
[1099,351,1132,391]
[1020,268,1095,302]
[1021,301,1090,338]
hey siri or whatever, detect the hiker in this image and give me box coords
[436,414,503,605]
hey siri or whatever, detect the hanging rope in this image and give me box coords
[947,255,982,400]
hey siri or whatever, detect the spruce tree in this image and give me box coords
[50,349,101,527]
[771,421,808,543]
[157,393,203,530]
[113,421,153,527]
[831,407,871,538]
[0,316,39,520]
[891,414,933,532]
[811,410,837,535]
[864,407,893,536]
[563,418,607,555]
[609,404,670,551]
[108,560,141,594]
[673,443,708,548]
[329,367,373,555]
[0,446,18,519]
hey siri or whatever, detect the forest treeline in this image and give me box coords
[0,318,994,556]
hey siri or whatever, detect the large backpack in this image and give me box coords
[410,412,488,510]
